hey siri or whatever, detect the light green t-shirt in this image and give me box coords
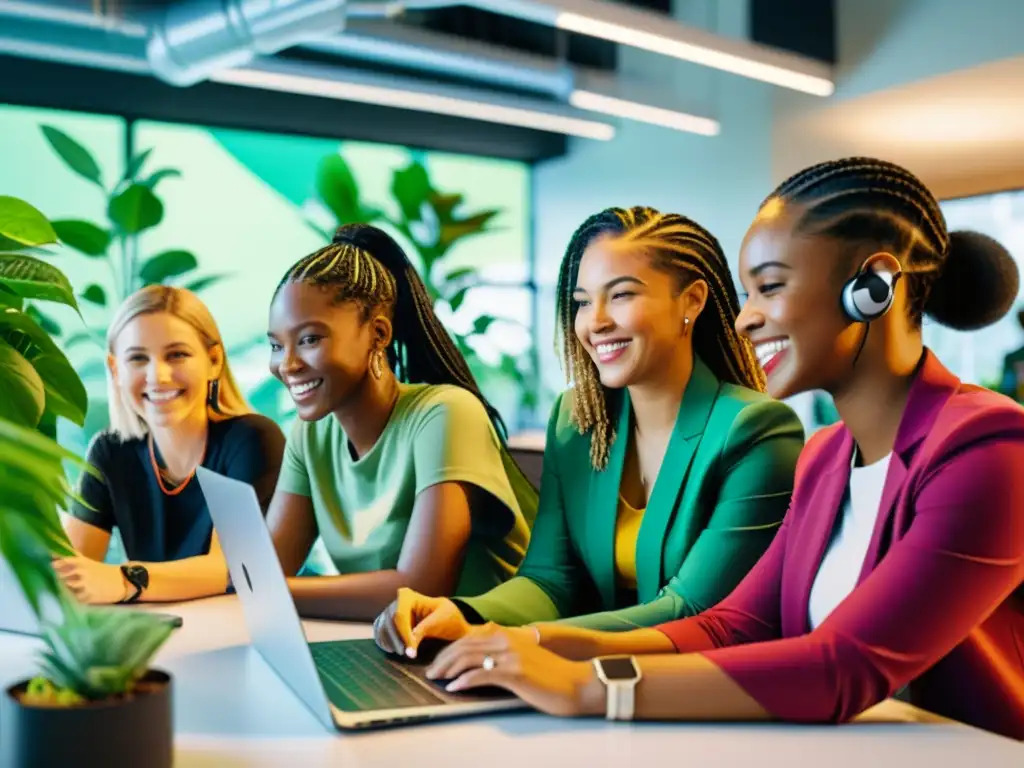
[277,383,534,596]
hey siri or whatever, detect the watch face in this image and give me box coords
[124,565,149,588]
[599,657,638,681]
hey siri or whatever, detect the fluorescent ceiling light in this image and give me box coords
[570,90,719,136]
[556,12,834,96]
[211,62,616,141]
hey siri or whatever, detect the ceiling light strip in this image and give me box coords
[570,90,719,135]
[210,65,616,141]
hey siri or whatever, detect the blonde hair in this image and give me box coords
[106,285,251,440]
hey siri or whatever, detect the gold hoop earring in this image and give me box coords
[370,350,384,380]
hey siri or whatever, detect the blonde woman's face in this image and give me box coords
[109,312,219,431]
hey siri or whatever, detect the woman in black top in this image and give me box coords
[57,286,285,604]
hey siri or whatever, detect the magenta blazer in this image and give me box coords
[657,350,1024,740]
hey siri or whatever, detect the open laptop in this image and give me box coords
[196,467,526,731]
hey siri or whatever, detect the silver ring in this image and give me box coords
[482,654,496,671]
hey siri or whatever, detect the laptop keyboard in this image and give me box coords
[310,639,446,712]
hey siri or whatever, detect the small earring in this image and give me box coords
[370,350,384,380]
[207,379,222,413]
[683,317,691,336]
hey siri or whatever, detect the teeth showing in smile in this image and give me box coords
[755,339,790,369]
[146,390,184,404]
[289,379,323,397]
[596,341,630,355]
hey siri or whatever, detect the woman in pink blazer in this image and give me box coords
[423,157,1024,739]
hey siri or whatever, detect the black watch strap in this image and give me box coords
[120,564,149,603]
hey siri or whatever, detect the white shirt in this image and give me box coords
[807,450,892,630]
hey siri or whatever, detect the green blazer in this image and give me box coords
[456,357,805,631]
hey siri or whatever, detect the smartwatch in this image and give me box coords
[119,564,149,604]
[592,655,642,721]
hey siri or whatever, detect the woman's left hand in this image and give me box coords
[53,557,127,605]
[425,624,605,717]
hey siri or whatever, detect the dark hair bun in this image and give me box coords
[924,230,1019,331]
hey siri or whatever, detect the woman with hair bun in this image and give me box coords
[423,158,1024,741]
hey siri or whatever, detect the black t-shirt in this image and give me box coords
[71,414,285,562]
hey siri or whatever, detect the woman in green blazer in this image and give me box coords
[374,206,803,653]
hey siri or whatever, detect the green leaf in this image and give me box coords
[0,286,24,310]
[25,304,62,336]
[182,273,230,293]
[64,330,103,350]
[108,184,164,235]
[40,125,103,188]
[430,192,463,221]
[438,210,500,250]
[122,148,153,182]
[79,284,107,306]
[52,220,110,257]
[471,315,496,335]
[32,352,88,427]
[0,307,87,426]
[316,154,381,225]
[449,286,470,313]
[0,252,79,311]
[139,250,198,285]
[0,196,59,247]
[139,169,180,189]
[391,162,432,222]
[0,338,45,427]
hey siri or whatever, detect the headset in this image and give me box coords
[841,264,899,323]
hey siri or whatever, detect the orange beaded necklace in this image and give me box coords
[148,433,207,496]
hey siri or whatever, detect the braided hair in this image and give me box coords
[766,157,1018,330]
[275,223,509,440]
[555,206,765,470]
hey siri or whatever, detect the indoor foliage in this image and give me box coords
[0,194,172,706]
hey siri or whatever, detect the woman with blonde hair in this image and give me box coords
[56,285,285,604]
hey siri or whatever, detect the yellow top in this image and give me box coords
[613,494,645,590]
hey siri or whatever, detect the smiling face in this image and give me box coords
[109,311,220,431]
[735,204,867,399]
[572,235,703,390]
[268,281,389,421]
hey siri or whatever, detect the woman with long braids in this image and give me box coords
[265,224,537,621]
[418,159,1024,741]
[374,206,804,653]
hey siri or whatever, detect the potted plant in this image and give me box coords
[0,195,175,768]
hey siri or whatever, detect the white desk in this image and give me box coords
[2,595,1022,767]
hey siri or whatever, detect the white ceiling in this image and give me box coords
[772,53,1024,200]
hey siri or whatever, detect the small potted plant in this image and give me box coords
[0,195,175,768]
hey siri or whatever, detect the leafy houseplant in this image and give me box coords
[312,153,539,421]
[0,195,174,768]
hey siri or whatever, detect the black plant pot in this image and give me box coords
[1,669,173,768]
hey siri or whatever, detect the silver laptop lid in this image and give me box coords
[195,467,334,729]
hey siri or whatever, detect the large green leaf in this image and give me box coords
[0,196,58,247]
[0,252,79,311]
[391,162,432,222]
[438,210,500,251]
[0,338,45,427]
[139,250,198,285]
[108,184,164,235]
[0,286,23,310]
[40,126,103,188]
[52,220,111,257]
[316,154,382,225]
[0,309,87,426]
[25,304,62,336]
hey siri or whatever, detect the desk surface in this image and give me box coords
[2,595,1022,767]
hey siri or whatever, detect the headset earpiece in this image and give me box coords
[841,267,898,323]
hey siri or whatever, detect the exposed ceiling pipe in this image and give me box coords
[0,0,148,36]
[305,20,575,99]
[0,16,149,73]
[382,0,836,96]
[146,0,349,87]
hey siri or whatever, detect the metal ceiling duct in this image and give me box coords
[146,0,349,87]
